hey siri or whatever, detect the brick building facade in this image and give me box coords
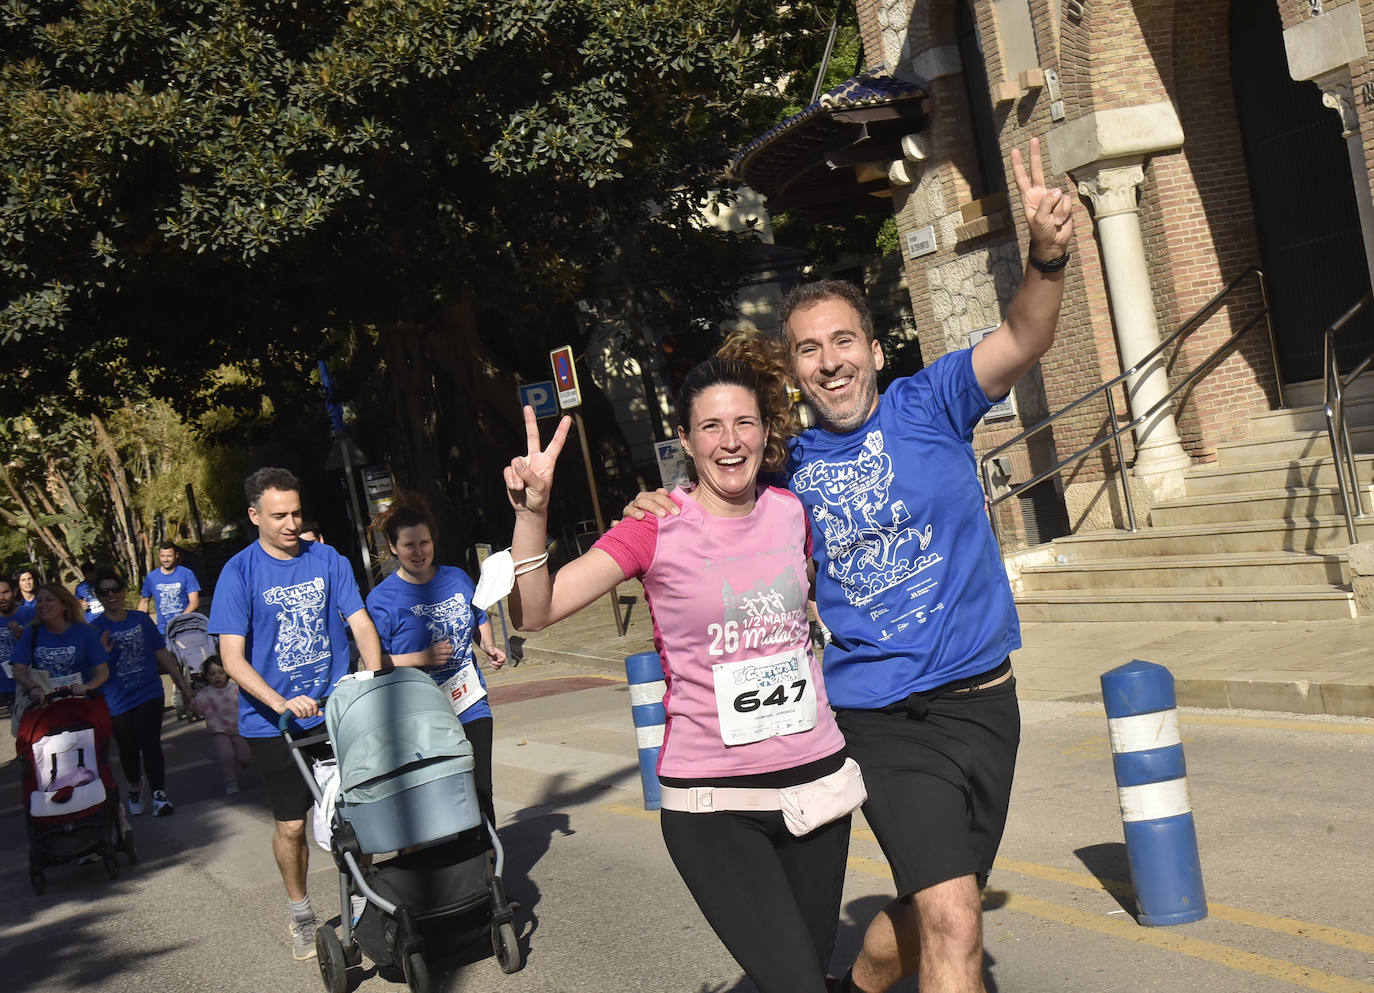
[850,0,1374,547]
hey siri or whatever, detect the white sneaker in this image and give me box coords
[151,789,174,817]
[127,784,145,816]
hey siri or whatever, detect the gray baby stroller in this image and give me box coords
[281,663,521,993]
[165,612,216,722]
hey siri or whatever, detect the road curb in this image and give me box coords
[512,642,1374,719]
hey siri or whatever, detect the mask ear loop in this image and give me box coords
[512,552,549,576]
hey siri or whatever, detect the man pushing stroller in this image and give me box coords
[209,468,386,961]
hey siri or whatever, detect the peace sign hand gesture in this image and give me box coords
[1011,136,1074,263]
[504,406,572,516]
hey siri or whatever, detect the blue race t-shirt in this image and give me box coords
[787,348,1020,709]
[13,622,111,688]
[0,602,36,677]
[141,565,201,633]
[365,566,491,723]
[75,582,105,621]
[208,541,364,737]
[90,610,166,716]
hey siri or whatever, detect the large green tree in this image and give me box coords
[1,0,835,559]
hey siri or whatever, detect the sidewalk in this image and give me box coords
[499,582,1374,719]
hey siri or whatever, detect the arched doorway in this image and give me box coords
[1230,0,1373,383]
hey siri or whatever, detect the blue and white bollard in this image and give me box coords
[625,651,666,810]
[1100,659,1208,926]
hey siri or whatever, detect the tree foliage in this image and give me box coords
[0,394,244,582]
[1,1,846,557]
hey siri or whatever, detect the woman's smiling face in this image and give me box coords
[680,384,768,515]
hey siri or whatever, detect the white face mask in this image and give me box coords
[473,549,550,610]
[473,551,516,611]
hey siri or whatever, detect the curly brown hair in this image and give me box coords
[714,327,801,472]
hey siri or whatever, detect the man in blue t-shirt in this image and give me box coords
[630,140,1073,993]
[139,542,201,636]
[786,141,1071,993]
[209,467,383,963]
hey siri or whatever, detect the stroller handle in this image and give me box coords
[276,697,329,734]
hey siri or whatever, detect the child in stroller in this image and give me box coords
[17,683,137,894]
[282,663,521,993]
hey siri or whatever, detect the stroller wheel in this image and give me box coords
[29,868,45,896]
[492,921,523,975]
[315,927,348,993]
[402,951,430,993]
[104,855,120,880]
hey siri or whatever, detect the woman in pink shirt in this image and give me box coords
[504,357,862,993]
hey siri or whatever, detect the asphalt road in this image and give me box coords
[1,659,1371,993]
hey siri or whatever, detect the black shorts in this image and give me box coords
[835,670,1020,898]
[247,733,334,823]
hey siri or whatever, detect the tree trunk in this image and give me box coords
[0,465,80,577]
[90,414,143,579]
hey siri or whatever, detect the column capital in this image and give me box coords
[1320,82,1357,139]
[1075,162,1146,218]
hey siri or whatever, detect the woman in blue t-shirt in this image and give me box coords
[90,567,196,818]
[365,495,507,830]
[12,583,110,722]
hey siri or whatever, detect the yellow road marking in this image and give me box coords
[603,801,659,822]
[603,811,1374,990]
[1072,710,1374,735]
[500,670,627,685]
[995,858,1374,956]
[990,891,1374,993]
[845,856,1374,993]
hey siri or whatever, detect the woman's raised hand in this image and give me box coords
[505,406,572,515]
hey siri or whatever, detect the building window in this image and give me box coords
[955,1,1005,198]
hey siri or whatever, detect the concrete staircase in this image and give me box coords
[1014,378,1374,622]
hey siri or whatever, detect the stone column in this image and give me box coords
[1076,161,1192,485]
[1318,79,1374,292]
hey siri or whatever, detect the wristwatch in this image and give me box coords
[1028,250,1071,274]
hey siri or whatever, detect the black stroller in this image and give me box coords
[281,663,521,993]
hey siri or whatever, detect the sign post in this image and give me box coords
[549,346,624,637]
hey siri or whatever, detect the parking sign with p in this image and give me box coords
[519,380,559,419]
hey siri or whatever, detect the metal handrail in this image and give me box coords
[1321,292,1374,543]
[981,266,1278,550]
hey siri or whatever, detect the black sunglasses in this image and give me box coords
[96,585,123,595]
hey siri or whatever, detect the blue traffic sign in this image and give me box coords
[519,381,559,419]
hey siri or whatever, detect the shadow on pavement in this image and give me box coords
[1074,841,1136,916]
[421,767,634,989]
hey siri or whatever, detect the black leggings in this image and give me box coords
[660,802,850,993]
[462,716,495,830]
[111,696,166,791]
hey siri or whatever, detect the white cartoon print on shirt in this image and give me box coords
[262,578,331,672]
[792,429,943,607]
[156,581,183,609]
[34,644,79,678]
[106,625,147,679]
[408,593,475,669]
